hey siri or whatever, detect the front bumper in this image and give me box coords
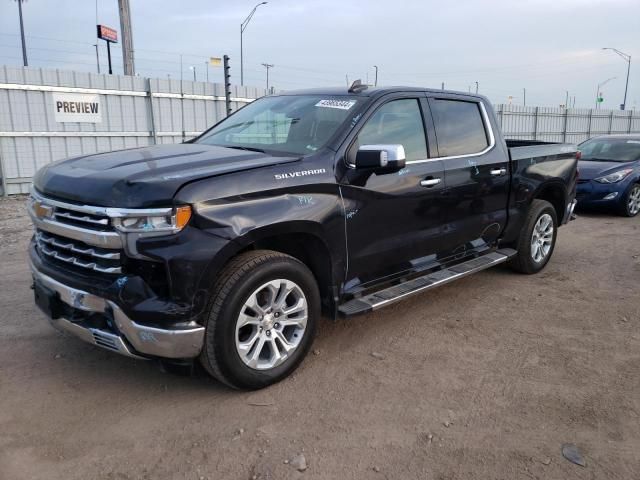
[30,259,205,360]
[576,180,626,207]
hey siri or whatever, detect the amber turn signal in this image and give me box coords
[175,206,192,230]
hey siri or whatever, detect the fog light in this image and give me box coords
[603,192,619,200]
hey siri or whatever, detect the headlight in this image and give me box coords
[111,205,192,233]
[594,168,633,184]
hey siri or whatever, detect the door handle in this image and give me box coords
[420,178,442,187]
[490,168,507,176]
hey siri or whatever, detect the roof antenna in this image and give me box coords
[348,79,368,94]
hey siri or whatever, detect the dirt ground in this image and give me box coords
[0,195,639,480]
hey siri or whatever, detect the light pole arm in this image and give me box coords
[240,2,267,87]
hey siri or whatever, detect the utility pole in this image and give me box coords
[240,2,268,86]
[94,44,100,74]
[205,61,209,82]
[118,0,135,75]
[15,0,28,66]
[261,63,274,91]
[189,66,196,82]
[475,81,479,94]
[523,88,526,106]
[441,82,445,90]
[565,91,569,109]
[373,65,378,86]
[602,48,631,110]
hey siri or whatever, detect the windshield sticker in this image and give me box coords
[315,99,357,110]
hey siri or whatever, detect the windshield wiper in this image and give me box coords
[223,145,266,153]
[581,157,622,162]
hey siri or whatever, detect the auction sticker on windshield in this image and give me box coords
[315,99,357,110]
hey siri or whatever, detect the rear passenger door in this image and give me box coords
[427,96,509,252]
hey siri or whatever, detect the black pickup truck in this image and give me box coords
[28,85,578,389]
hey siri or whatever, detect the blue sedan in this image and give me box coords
[576,135,640,217]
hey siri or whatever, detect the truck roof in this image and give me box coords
[278,86,487,101]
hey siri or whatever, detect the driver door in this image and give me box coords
[338,96,448,289]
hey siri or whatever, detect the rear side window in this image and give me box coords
[356,99,428,161]
[430,99,489,157]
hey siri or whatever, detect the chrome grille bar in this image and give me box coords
[36,232,120,260]
[35,232,122,274]
[54,210,110,226]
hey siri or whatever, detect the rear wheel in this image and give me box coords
[200,250,319,390]
[620,183,640,217]
[510,199,558,274]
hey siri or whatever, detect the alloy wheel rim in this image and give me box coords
[235,279,308,371]
[530,213,554,263]
[628,186,640,215]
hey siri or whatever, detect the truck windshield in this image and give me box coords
[579,138,640,162]
[195,95,362,155]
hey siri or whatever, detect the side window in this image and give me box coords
[355,99,428,161]
[430,99,489,157]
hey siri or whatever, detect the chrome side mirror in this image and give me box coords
[355,144,406,170]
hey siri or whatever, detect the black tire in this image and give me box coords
[510,199,558,274]
[619,183,640,217]
[199,250,319,390]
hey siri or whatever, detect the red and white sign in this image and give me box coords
[97,25,118,43]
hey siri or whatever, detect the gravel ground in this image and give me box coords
[1,196,639,480]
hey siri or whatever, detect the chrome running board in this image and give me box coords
[338,248,517,317]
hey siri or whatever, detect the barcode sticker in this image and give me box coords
[315,99,357,110]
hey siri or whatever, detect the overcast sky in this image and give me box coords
[1,0,638,108]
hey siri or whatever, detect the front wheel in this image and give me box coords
[510,199,558,274]
[620,183,640,217]
[200,250,319,390]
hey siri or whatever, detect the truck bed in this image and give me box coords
[506,139,577,162]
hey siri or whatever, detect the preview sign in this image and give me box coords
[52,93,102,123]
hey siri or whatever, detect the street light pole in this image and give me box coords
[373,65,378,86]
[261,63,274,91]
[475,81,479,94]
[595,76,616,109]
[240,2,268,86]
[602,47,631,110]
[15,0,28,66]
[189,66,196,82]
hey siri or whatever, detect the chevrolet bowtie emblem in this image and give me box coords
[33,201,54,219]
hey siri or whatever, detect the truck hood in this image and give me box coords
[578,159,637,180]
[34,144,300,208]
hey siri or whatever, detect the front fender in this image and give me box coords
[192,192,347,312]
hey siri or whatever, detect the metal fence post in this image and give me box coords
[587,109,593,139]
[628,110,633,133]
[608,111,614,134]
[0,149,7,197]
[562,108,569,143]
[146,78,158,145]
[533,107,539,140]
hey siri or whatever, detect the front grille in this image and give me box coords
[36,230,122,274]
[53,207,111,231]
